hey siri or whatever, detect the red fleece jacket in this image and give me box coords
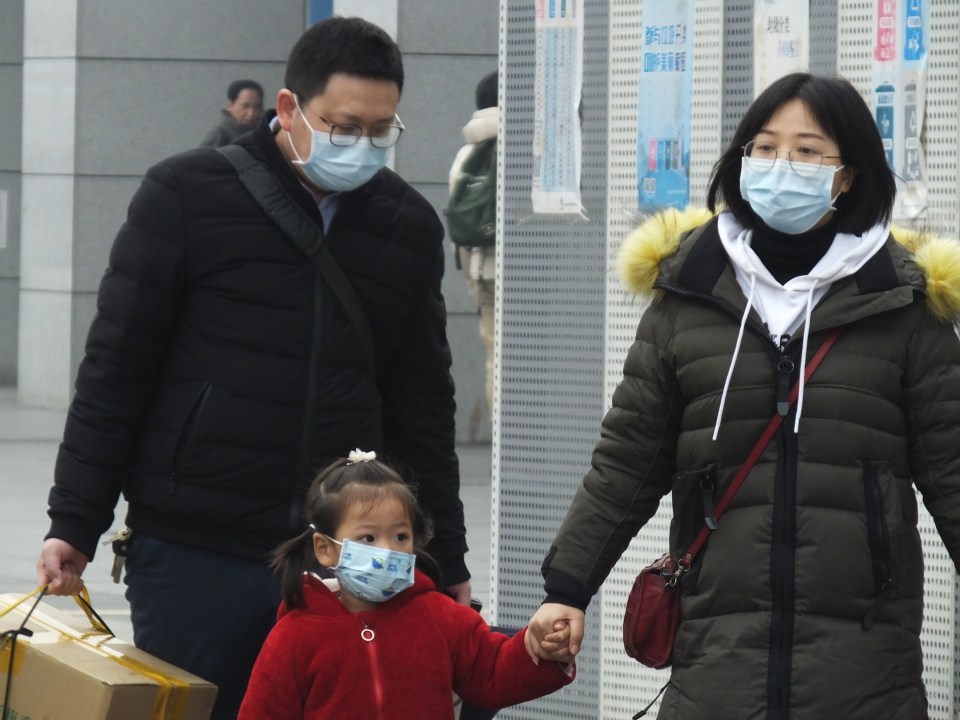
[238,572,574,719]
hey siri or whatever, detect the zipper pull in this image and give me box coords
[776,334,794,416]
[700,472,717,530]
[862,579,898,630]
[633,680,670,719]
[359,617,375,642]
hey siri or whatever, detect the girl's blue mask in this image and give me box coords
[739,157,844,235]
[289,102,389,192]
[326,537,415,603]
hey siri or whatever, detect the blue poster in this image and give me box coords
[637,0,694,211]
[872,0,928,220]
[308,0,333,25]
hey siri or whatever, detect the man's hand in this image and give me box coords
[445,579,473,606]
[525,602,585,662]
[37,538,89,596]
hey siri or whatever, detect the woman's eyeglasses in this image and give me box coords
[742,140,842,177]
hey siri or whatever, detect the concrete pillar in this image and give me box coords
[0,3,23,386]
[16,0,302,406]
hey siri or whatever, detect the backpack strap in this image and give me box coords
[216,144,376,374]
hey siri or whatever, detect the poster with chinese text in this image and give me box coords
[872,0,928,221]
[637,0,694,211]
[532,0,585,216]
[754,0,809,97]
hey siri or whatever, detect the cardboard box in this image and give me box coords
[0,593,216,720]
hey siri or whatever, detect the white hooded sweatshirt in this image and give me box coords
[714,211,890,435]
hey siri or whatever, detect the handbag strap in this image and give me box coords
[216,144,376,375]
[680,327,843,568]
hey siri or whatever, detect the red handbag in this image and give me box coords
[623,552,680,667]
[623,329,842,668]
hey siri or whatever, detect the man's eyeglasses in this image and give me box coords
[742,140,842,177]
[315,114,405,148]
[295,94,405,149]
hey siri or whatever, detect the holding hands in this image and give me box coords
[525,603,585,664]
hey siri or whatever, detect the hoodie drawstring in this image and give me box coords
[793,281,819,433]
[713,275,756,441]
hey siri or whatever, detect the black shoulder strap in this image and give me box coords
[216,144,375,374]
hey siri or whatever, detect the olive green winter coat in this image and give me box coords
[542,208,960,720]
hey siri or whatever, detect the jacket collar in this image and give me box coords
[620,207,960,325]
[284,569,438,620]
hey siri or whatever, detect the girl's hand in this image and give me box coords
[524,603,585,663]
[538,619,575,662]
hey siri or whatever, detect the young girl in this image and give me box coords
[238,450,574,720]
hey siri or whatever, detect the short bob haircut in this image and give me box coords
[707,73,896,235]
[284,16,404,102]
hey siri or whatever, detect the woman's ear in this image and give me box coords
[313,533,339,568]
[837,165,857,194]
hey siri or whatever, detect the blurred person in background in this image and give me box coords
[200,78,264,147]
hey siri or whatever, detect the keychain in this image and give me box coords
[101,527,131,584]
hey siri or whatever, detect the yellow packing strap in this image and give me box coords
[1,586,192,720]
[0,584,46,621]
[73,584,114,635]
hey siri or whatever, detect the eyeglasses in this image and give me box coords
[295,94,405,148]
[742,140,842,177]
[314,114,405,148]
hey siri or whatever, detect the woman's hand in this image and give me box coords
[524,603,585,662]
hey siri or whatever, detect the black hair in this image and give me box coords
[706,72,896,234]
[284,16,404,102]
[226,79,263,102]
[271,455,434,608]
[475,71,498,110]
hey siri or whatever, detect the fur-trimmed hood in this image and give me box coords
[617,206,960,322]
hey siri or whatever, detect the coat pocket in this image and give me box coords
[670,464,718,596]
[168,382,213,492]
[861,461,899,630]
[137,380,213,493]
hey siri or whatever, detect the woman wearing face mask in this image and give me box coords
[526,72,960,719]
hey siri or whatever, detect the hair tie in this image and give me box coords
[347,449,377,464]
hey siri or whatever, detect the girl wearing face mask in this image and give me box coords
[528,72,960,720]
[239,450,574,720]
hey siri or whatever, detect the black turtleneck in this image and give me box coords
[750,215,840,285]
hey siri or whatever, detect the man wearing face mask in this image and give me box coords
[35,17,469,720]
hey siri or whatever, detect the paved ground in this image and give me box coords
[0,387,493,641]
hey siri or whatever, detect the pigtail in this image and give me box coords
[270,527,317,609]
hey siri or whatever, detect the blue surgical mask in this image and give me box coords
[288,102,389,192]
[327,537,415,603]
[739,157,844,234]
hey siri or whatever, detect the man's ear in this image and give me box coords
[313,533,339,568]
[276,89,298,132]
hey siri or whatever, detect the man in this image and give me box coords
[37,17,469,720]
[199,78,264,147]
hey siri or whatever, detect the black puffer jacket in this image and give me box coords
[543,208,960,719]
[47,112,468,584]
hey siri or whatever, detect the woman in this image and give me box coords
[526,72,960,719]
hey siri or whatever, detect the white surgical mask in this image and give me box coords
[326,537,415,603]
[288,102,389,192]
[739,157,844,234]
